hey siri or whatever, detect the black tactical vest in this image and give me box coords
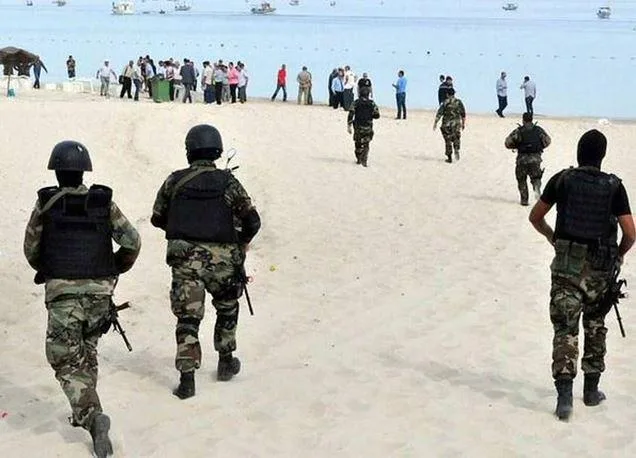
[555,168,619,245]
[354,100,374,127]
[517,125,543,154]
[38,185,117,279]
[165,168,237,243]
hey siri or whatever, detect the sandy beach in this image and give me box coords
[1,90,635,457]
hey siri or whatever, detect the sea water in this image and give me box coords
[1,0,635,118]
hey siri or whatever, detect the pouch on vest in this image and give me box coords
[166,169,237,243]
[551,240,587,277]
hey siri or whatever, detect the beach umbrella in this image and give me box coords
[0,46,40,96]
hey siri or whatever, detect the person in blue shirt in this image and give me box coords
[392,70,407,120]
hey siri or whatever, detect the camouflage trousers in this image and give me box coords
[170,248,243,373]
[45,295,110,430]
[549,240,610,380]
[440,125,461,157]
[515,153,543,204]
[353,127,374,166]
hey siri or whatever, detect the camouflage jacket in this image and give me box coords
[23,184,141,302]
[152,159,254,266]
[435,96,466,127]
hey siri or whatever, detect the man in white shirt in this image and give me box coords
[202,61,214,104]
[343,65,356,110]
[95,60,117,97]
[520,75,537,115]
[237,62,249,103]
[496,71,508,118]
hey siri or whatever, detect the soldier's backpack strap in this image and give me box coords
[169,167,218,201]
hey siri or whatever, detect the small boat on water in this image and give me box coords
[289,0,299,5]
[502,3,518,11]
[251,2,276,14]
[597,6,611,19]
[54,0,67,6]
[112,1,135,15]
[175,1,191,11]
[26,0,33,5]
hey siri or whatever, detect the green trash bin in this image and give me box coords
[151,77,171,103]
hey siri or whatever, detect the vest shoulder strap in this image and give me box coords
[170,167,223,200]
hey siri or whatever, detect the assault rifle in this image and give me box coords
[225,148,255,317]
[598,266,627,338]
[240,266,254,316]
[106,300,133,351]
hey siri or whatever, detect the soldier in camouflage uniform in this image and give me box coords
[23,141,141,457]
[529,130,635,421]
[433,88,466,163]
[151,124,261,400]
[505,112,552,206]
[347,86,380,167]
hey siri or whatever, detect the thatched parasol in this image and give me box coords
[0,46,40,96]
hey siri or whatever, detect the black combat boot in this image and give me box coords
[454,150,460,162]
[554,378,573,421]
[217,353,241,381]
[445,154,452,163]
[90,413,113,458]
[173,371,195,399]
[583,373,606,406]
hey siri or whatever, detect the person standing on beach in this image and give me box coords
[32,58,48,89]
[342,65,356,110]
[202,61,214,104]
[347,86,380,167]
[358,72,373,98]
[66,55,76,80]
[151,124,261,399]
[529,129,636,421]
[392,70,407,120]
[328,68,338,107]
[271,64,287,102]
[23,141,141,458]
[433,88,466,163]
[228,62,239,103]
[297,66,312,105]
[96,61,117,97]
[213,63,225,105]
[520,76,536,115]
[237,62,249,103]
[180,58,196,104]
[504,112,551,205]
[496,71,508,117]
[331,68,345,109]
[119,60,134,99]
[133,59,143,101]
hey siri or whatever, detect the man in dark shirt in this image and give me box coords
[357,72,372,98]
[438,75,453,105]
[529,129,635,421]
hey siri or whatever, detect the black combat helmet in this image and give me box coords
[185,124,224,162]
[47,141,93,171]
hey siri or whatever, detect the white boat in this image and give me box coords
[251,2,276,14]
[112,1,135,15]
[175,1,191,11]
[502,3,518,11]
[597,6,611,19]
[289,0,299,5]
